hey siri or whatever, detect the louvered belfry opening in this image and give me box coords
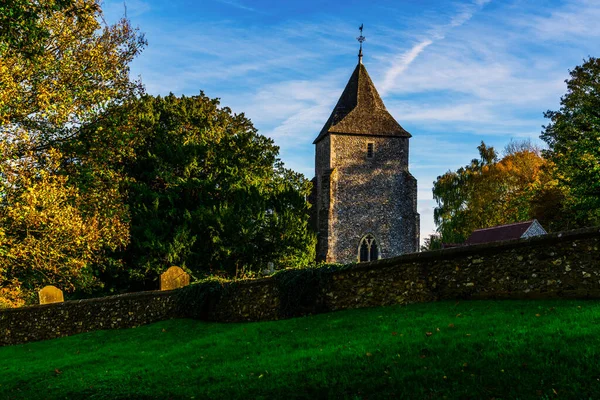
[359,234,379,262]
[367,142,374,158]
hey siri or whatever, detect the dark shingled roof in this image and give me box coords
[465,220,536,245]
[313,63,411,144]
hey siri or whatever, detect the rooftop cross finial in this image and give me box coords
[357,24,365,64]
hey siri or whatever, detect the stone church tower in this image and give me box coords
[312,36,419,264]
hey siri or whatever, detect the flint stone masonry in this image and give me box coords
[320,134,419,263]
[1,290,183,346]
[2,226,600,346]
[313,61,419,264]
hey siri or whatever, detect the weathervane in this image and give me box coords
[357,24,365,64]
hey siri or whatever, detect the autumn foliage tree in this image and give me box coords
[432,140,552,244]
[433,57,600,246]
[0,134,128,307]
[0,0,76,56]
[0,1,145,129]
[0,0,145,306]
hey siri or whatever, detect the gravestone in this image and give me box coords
[38,285,64,304]
[262,262,275,276]
[160,266,190,291]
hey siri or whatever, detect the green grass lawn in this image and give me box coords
[2,299,600,399]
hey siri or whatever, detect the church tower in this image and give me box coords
[313,28,419,263]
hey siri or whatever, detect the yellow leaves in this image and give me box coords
[0,0,144,128]
[434,141,552,242]
[0,280,25,308]
[0,141,129,305]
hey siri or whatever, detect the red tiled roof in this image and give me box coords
[465,220,535,245]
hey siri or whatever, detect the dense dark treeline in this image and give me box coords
[86,94,315,293]
[0,0,314,307]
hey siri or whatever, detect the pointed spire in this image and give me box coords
[313,26,411,144]
[313,62,411,143]
[357,24,365,64]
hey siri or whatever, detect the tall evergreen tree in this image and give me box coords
[91,94,315,289]
[541,57,600,226]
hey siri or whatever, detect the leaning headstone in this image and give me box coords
[39,285,64,305]
[160,266,190,291]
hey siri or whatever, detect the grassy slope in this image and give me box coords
[2,299,600,399]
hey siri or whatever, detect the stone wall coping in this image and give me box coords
[0,288,177,314]
[0,278,278,316]
[210,226,600,283]
[356,225,600,270]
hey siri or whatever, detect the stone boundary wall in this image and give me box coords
[2,226,600,346]
[1,290,183,346]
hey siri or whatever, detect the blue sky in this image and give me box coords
[103,0,600,242]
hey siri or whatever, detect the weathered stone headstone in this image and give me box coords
[160,266,190,291]
[38,285,64,305]
[262,262,275,276]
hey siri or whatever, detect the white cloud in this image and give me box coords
[524,0,600,40]
[213,0,257,12]
[390,102,495,123]
[221,78,342,148]
[380,0,490,95]
[418,198,438,243]
[381,40,433,95]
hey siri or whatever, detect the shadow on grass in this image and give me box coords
[2,300,600,399]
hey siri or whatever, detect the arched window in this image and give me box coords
[358,234,379,262]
